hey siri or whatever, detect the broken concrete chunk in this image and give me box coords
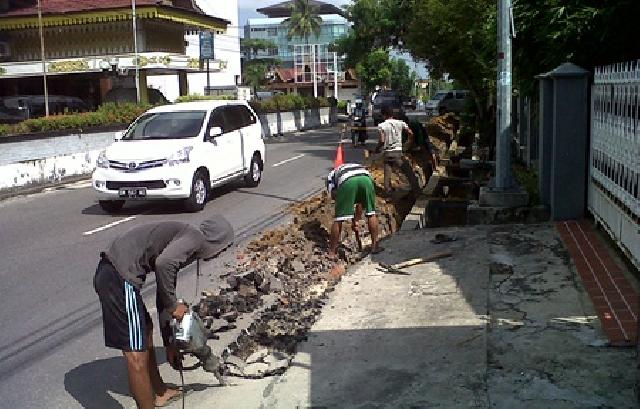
[245,348,269,364]
[266,359,290,375]
[224,355,247,369]
[243,362,269,378]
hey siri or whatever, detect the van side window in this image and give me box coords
[455,92,465,99]
[208,108,227,134]
[238,106,256,126]
[446,92,454,99]
[223,106,244,132]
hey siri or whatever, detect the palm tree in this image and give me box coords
[283,0,322,44]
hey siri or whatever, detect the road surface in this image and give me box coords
[0,126,364,409]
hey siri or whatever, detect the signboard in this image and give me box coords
[199,31,214,60]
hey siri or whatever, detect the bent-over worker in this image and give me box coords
[93,216,233,408]
[327,163,382,256]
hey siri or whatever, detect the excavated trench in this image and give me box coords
[193,152,427,379]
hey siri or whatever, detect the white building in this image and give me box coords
[148,0,241,101]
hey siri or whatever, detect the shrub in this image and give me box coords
[175,94,236,103]
[0,94,331,138]
[0,102,150,137]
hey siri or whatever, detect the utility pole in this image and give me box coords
[312,44,318,98]
[131,0,141,103]
[479,0,528,207]
[333,52,338,99]
[36,0,49,116]
[495,0,513,189]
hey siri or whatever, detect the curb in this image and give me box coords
[400,194,429,231]
[0,174,91,202]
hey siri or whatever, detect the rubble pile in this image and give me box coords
[196,191,404,378]
[426,113,459,153]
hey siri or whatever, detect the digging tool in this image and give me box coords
[353,228,363,252]
[377,252,453,275]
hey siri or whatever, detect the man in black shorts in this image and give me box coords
[93,215,233,408]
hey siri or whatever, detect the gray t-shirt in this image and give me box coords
[378,119,408,152]
[105,222,208,314]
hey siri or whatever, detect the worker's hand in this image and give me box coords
[172,303,189,322]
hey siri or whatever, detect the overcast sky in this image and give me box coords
[238,0,351,28]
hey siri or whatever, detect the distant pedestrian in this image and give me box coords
[326,163,382,257]
[376,106,421,195]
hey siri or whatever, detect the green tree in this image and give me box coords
[355,48,392,93]
[283,0,322,43]
[355,48,416,95]
[240,38,278,60]
[390,58,417,96]
[243,61,269,95]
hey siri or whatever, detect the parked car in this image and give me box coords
[401,95,417,111]
[92,100,266,213]
[103,87,169,106]
[0,95,89,122]
[425,89,471,115]
[372,90,405,125]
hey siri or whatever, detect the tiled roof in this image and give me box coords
[257,0,344,18]
[1,0,204,17]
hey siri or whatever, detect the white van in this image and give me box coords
[92,100,265,213]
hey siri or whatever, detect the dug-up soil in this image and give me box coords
[196,152,428,378]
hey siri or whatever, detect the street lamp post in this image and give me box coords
[36,0,49,116]
[131,0,141,103]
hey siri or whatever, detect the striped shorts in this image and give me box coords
[94,258,152,352]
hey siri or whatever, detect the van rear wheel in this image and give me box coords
[244,154,262,187]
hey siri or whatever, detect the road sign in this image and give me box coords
[199,31,214,60]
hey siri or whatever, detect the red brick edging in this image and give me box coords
[557,220,638,346]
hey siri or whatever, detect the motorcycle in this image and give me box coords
[350,105,368,147]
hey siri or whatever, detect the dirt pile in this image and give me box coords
[195,190,403,378]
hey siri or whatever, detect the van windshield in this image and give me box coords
[432,92,448,101]
[123,111,206,140]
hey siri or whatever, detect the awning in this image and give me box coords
[0,6,228,32]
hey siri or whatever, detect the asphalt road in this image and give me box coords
[0,126,364,409]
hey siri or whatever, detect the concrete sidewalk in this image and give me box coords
[166,223,636,408]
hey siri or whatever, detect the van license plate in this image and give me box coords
[119,187,147,198]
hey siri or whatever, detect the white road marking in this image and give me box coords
[272,154,305,168]
[83,216,136,236]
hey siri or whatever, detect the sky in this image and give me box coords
[238,0,351,28]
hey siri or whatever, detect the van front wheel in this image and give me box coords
[184,171,208,212]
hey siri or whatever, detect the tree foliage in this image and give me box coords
[241,38,278,59]
[355,48,417,95]
[338,0,640,131]
[243,60,269,94]
[283,0,323,43]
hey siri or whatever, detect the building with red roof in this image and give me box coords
[0,0,232,113]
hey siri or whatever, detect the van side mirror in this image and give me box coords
[114,130,125,141]
[208,126,223,139]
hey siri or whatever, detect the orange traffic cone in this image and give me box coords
[334,143,345,169]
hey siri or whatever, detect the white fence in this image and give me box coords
[589,61,640,268]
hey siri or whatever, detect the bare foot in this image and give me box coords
[155,388,182,407]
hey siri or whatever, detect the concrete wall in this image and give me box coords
[258,107,332,138]
[0,107,334,193]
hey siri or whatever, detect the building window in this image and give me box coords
[251,28,266,32]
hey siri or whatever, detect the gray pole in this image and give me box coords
[495,0,512,189]
[132,0,141,103]
[36,0,49,116]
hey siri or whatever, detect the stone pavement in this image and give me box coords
[162,223,637,408]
